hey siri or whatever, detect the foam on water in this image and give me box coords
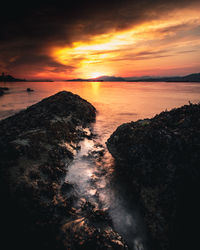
[65,129,147,249]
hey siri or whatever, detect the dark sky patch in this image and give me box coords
[0,0,199,77]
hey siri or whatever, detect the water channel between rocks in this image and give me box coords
[64,121,148,250]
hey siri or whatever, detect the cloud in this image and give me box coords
[0,0,200,78]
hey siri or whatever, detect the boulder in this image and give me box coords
[0,91,129,249]
[27,87,34,92]
[0,88,4,95]
[107,103,200,250]
[0,87,9,96]
[0,91,96,248]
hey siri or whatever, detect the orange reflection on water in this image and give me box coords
[91,81,101,96]
[1,81,200,138]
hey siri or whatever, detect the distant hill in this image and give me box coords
[0,73,26,82]
[125,76,152,81]
[67,73,200,82]
[28,79,54,82]
[172,73,200,82]
[1,72,199,83]
[127,73,200,82]
[94,76,125,81]
[66,75,125,82]
[67,78,90,82]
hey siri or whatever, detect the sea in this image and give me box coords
[1,81,200,137]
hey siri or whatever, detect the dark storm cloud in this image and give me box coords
[0,0,199,77]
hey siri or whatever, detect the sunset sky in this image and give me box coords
[1,0,200,80]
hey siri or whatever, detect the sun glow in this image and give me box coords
[51,29,136,78]
[50,9,200,79]
[89,72,104,78]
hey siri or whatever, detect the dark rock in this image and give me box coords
[0,91,96,250]
[107,103,200,250]
[60,181,73,195]
[0,88,4,95]
[27,87,34,92]
[0,87,9,95]
[0,86,9,90]
[0,91,128,250]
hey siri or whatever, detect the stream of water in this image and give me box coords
[65,131,147,250]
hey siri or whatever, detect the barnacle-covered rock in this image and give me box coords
[107,103,200,250]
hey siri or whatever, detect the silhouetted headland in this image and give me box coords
[0,72,26,82]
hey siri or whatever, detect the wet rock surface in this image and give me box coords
[107,103,200,250]
[0,91,127,250]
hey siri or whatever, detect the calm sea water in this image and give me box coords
[1,81,200,249]
[0,81,200,140]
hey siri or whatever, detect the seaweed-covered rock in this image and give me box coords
[107,103,200,250]
[0,91,129,250]
[0,91,95,249]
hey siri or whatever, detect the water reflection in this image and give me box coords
[1,81,200,129]
[91,81,101,96]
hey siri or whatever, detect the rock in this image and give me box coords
[107,103,200,250]
[61,200,128,250]
[0,87,9,96]
[27,87,34,92]
[0,86,9,90]
[0,91,128,250]
[0,91,97,250]
[60,181,73,195]
[0,88,4,95]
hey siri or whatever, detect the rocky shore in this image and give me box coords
[0,91,127,250]
[107,103,200,250]
[0,87,9,96]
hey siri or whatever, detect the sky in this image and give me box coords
[0,0,200,80]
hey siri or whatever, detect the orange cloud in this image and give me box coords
[1,1,200,79]
[51,8,200,78]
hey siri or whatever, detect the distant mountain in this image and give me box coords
[172,73,200,82]
[66,75,125,82]
[94,76,125,81]
[127,73,200,82]
[125,76,152,81]
[0,72,26,82]
[28,79,54,82]
[67,78,90,82]
[67,73,200,82]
